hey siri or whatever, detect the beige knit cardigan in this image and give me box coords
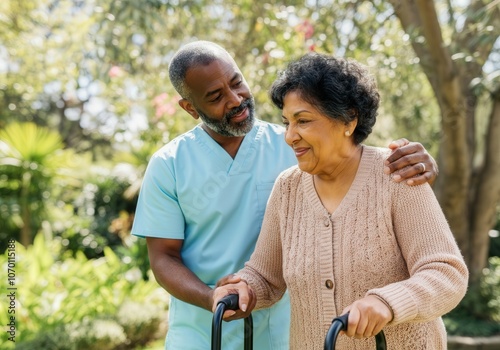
[238,146,468,350]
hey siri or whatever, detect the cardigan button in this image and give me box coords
[325,279,334,289]
[324,219,330,227]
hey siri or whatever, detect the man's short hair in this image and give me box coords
[168,41,233,99]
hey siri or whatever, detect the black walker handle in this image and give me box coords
[324,313,387,350]
[212,294,253,350]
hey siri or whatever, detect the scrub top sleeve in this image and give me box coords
[131,154,185,239]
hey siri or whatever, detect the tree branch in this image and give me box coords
[453,0,500,71]
[387,0,439,93]
[415,0,454,78]
[445,0,457,29]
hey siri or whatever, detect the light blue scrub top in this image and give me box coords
[132,120,297,350]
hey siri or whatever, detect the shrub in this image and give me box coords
[15,318,129,350]
[443,256,500,336]
[73,319,128,350]
[54,174,135,260]
[0,235,168,348]
[116,301,162,348]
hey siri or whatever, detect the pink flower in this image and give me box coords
[296,20,314,40]
[108,66,124,78]
[155,103,176,117]
[153,93,179,117]
[153,93,168,105]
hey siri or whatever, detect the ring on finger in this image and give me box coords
[419,162,426,173]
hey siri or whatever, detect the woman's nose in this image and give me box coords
[285,123,300,145]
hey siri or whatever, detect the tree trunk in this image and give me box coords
[387,0,500,287]
[470,90,500,283]
[433,82,471,260]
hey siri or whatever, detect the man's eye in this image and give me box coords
[210,95,222,102]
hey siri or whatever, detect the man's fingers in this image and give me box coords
[385,144,424,168]
[388,138,410,150]
[405,172,433,186]
[384,140,438,186]
[223,310,248,321]
[390,163,436,186]
[216,274,241,287]
[390,160,428,180]
[223,310,236,318]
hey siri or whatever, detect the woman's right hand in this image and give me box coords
[341,295,392,339]
[212,275,256,321]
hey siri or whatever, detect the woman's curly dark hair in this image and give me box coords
[270,53,380,145]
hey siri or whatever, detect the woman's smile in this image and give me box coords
[293,146,309,157]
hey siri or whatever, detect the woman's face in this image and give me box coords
[282,91,356,176]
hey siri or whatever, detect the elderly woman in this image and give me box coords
[211,53,468,349]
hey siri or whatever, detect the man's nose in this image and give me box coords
[226,90,242,109]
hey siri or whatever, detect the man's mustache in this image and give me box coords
[226,99,253,119]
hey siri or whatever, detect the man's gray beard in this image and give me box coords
[197,98,255,137]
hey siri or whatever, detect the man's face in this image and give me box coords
[183,58,255,137]
[194,96,255,137]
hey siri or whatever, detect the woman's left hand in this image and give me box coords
[384,138,438,186]
[341,295,393,339]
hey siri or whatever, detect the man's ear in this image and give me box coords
[178,98,200,120]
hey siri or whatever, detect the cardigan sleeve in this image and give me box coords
[366,182,468,325]
[237,175,288,310]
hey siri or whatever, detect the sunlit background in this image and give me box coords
[0,0,499,349]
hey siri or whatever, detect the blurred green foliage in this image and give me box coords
[0,0,498,343]
[490,209,500,258]
[0,235,167,348]
[444,256,500,336]
[0,122,78,247]
[0,0,445,254]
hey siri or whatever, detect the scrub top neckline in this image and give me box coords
[193,121,261,175]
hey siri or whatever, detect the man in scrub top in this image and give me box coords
[131,41,438,349]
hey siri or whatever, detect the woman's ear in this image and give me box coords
[178,98,200,120]
[345,111,358,135]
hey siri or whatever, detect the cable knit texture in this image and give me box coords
[238,145,468,350]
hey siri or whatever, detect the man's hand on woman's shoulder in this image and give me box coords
[384,138,438,186]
